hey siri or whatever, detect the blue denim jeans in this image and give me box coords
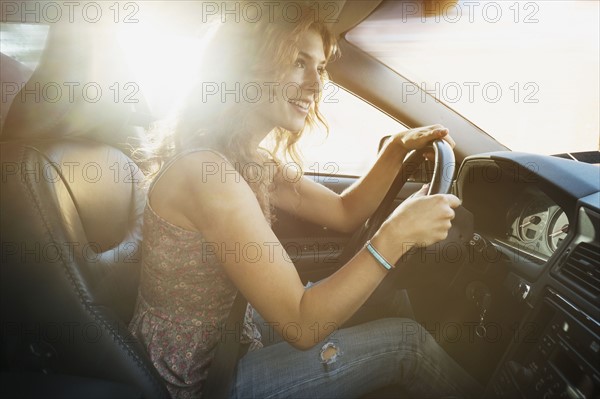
[230,317,483,398]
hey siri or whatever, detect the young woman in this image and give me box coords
[130,3,481,398]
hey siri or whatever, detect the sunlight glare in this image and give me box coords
[117,26,208,118]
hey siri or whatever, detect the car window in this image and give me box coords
[297,83,407,177]
[347,0,599,155]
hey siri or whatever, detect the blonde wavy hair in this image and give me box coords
[140,1,339,224]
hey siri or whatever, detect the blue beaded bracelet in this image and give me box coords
[365,240,395,271]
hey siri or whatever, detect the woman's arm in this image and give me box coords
[273,125,455,233]
[160,150,459,350]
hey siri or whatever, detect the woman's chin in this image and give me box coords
[279,119,307,133]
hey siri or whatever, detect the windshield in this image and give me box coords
[347,0,599,155]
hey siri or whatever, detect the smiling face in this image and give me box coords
[256,29,327,134]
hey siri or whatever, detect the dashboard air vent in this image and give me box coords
[560,243,600,297]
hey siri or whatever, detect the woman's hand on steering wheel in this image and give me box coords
[406,182,430,200]
[339,127,459,266]
[381,192,462,250]
[390,124,455,160]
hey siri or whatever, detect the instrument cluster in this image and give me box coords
[501,187,570,260]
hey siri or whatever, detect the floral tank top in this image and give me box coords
[129,149,263,399]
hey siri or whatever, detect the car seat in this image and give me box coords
[0,23,169,398]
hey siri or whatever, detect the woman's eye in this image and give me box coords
[294,59,326,76]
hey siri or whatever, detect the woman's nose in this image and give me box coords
[303,68,323,94]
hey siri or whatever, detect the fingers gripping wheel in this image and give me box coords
[365,139,455,244]
[342,139,456,262]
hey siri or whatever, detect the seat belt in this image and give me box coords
[203,292,248,399]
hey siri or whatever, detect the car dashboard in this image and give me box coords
[502,188,568,262]
[455,152,600,399]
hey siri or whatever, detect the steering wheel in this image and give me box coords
[340,139,456,264]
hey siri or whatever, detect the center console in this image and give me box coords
[490,289,599,399]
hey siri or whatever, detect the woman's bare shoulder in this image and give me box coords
[160,150,262,230]
[148,149,247,231]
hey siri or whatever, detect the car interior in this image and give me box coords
[1,1,599,398]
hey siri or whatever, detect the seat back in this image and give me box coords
[0,138,169,398]
[0,19,169,398]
